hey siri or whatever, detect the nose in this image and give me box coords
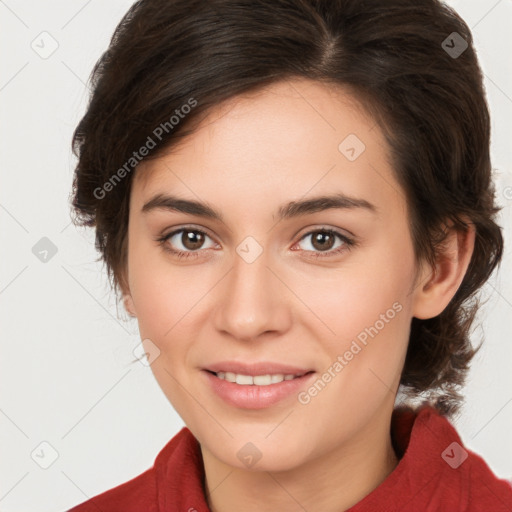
[212,245,292,342]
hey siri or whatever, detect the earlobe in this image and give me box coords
[412,222,476,320]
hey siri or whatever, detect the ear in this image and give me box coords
[119,270,137,318]
[412,221,475,320]
[123,293,137,318]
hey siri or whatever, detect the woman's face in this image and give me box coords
[124,78,423,471]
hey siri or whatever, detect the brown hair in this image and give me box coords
[69,0,503,416]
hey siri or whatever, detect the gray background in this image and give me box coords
[0,1,511,510]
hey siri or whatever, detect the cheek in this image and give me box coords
[302,245,415,341]
[301,239,416,389]
[127,244,223,380]
[292,269,414,442]
[127,239,192,343]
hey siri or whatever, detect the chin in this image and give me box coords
[202,432,314,473]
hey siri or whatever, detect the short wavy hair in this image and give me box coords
[69,0,504,416]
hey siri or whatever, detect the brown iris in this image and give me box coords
[181,230,205,250]
[310,231,335,251]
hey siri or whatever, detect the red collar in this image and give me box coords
[70,405,512,511]
[154,405,512,511]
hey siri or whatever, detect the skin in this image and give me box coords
[121,78,475,512]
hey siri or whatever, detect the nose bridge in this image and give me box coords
[213,238,290,340]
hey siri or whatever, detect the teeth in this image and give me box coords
[215,371,303,385]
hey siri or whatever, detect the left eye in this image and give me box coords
[295,229,350,254]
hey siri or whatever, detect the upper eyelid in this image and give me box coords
[295,225,354,240]
[164,224,217,240]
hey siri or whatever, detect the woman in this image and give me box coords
[67,0,512,510]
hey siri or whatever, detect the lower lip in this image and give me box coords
[202,370,316,409]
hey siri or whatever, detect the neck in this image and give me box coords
[200,411,399,512]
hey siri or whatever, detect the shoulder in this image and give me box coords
[409,406,512,510]
[66,466,157,512]
[66,426,193,512]
[351,405,512,511]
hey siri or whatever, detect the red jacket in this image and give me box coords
[67,406,512,511]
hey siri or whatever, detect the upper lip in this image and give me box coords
[203,361,314,376]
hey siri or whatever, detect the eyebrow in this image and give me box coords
[141,192,377,221]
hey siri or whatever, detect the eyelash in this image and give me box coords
[155,225,356,261]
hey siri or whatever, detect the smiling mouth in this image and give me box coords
[205,370,314,386]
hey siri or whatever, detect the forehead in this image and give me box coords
[131,78,401,216]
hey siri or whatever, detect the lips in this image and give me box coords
[203,361,314,376]
[202,368,316,409]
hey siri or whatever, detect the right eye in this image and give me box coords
[157,227,218,259]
